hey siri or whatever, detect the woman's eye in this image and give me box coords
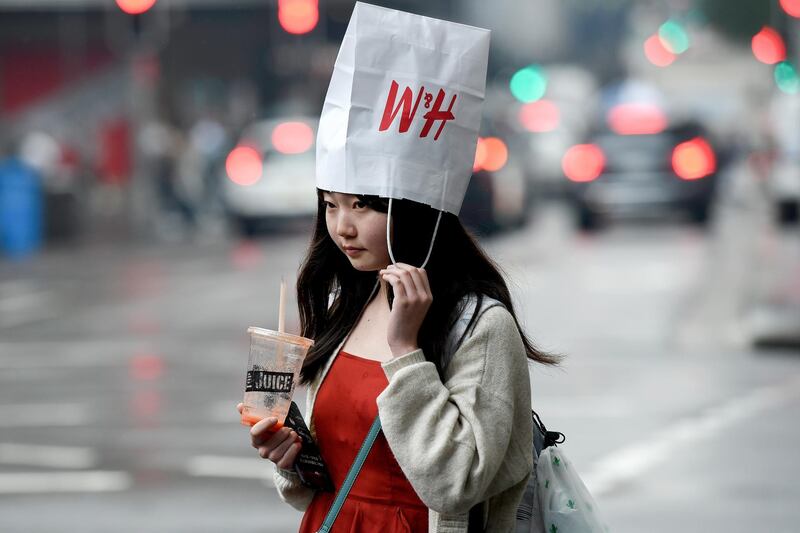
[323,201,335,209]
[354,201,366,209]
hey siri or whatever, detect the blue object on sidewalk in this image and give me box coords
[0,157,43,258]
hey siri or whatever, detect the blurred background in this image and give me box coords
[0,0,799,531]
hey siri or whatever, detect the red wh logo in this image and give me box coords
[378,81,457,141]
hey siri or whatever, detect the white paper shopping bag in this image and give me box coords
[316,2,491,216]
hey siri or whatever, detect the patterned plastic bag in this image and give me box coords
[536,447,610,533]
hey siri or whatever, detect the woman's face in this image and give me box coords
[323,191,392,271]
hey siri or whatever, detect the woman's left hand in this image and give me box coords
[378,263,432,358]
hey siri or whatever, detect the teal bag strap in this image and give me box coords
[316,415,382,533]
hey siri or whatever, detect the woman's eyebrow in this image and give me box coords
[325,193,359,203]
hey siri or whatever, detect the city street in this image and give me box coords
[1,199,799,533]
[2,0,799,531]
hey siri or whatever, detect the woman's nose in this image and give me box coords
[336,214,356,237]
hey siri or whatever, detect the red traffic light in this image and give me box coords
[751,27,786,65]
[278,0,319,35]
[518,100,560,132]
[779,0,800,18]
[644,34,676,67]
[562,144,605,183]
[116,0,157,15]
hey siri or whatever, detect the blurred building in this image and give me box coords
[0,0,487,245]
[5,0,791,248]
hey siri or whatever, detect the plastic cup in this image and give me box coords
[241,327,314,427]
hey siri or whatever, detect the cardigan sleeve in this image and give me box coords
[272,384,318,511]
[273,467,314,511]
[376,306,532,515]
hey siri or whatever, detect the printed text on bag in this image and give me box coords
[379,81,457,141]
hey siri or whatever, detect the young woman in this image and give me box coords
[238,188,558,532]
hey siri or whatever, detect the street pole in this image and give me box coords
[105,4,171,241]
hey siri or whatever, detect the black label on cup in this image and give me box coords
[245,371,294,393]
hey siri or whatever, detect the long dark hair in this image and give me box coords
[297,188,560,383]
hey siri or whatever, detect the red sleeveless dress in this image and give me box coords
[298,350,428,533]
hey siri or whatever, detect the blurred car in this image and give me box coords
[768,92,800,225]
[462,135,530,236]
[561,105,720,231]
[768,156,800,224]
[223,118,528,237]
[747,301,800,349]
[222,117,318,236]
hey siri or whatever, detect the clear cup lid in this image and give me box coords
[247,327,314,348]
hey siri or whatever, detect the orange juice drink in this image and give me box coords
[241,327,313,427]
[240,411,285,429]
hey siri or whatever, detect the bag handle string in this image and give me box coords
[386,197,443,269]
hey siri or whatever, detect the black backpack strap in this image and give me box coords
[532,409,565,453]
[467,504,485,533]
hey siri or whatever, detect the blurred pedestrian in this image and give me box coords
[237,5,559,532]
[146,123,197,237]
[188,117,230,227]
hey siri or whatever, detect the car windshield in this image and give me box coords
[261,150,314,175]
[595,133,672,171]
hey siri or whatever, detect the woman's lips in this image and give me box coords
[344,247,365,257]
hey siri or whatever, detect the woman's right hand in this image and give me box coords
[237,403,302,470]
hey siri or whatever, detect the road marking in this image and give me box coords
[186,455,275,484]
[0,471,131,494]
[0,344,134,369]
[0,403,93,427]
[536,397,634,419]
[584,374,800,496]
[209,401,240,423]
[0,443,97,469]
[0,283,57,328]
[580,262,697,294]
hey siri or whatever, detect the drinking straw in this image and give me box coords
[278,276,286,334]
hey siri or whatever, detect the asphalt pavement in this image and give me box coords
[0,200,798,533]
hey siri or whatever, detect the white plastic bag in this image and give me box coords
[316,1,490,215]
[536,447,610,533]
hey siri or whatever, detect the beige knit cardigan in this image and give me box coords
[273,305,533,532]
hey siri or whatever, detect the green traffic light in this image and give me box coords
[510,65,547,103]
[658,20,690,54]
[775,61,799,94]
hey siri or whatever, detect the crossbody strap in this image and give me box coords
[316,415,383,533]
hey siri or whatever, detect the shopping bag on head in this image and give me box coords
[316,1,490,216]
